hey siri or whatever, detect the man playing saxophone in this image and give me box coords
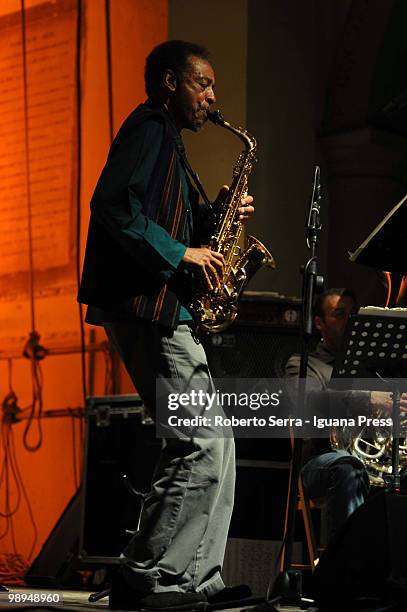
[78,41,254,610]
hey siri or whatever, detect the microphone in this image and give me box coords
[306,165,322,246]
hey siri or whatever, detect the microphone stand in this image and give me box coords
[250,167,323,611]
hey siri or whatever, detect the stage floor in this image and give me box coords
[0,587,317,611]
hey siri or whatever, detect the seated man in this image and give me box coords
[285,288,407,541]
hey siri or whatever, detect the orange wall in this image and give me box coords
[0,0,167,573]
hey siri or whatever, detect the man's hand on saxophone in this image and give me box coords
[183,185,256,291]
[182,247,224,290]
[238,194,254,222]
[213,185,255,223]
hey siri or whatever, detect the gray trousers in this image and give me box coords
[104,321,235,596]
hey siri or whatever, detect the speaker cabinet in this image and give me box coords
[25,491,82,587]
[79,394,161,563]
[202,291,303,379]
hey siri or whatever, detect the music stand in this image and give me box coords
[343,192,407,490]
[350,193,407,274]
[331,309,407,491]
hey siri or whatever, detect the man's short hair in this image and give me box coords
[313,288,357,319]
[145,40,210,96]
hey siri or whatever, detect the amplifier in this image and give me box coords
[202,292,306,380]
[79,394,161,563]
[234,291,302,328]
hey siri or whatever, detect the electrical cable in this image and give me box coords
[22,359,43,452]
[104,0,114,143]
[0,424,21,520]
[0,355,38,576]
[74,0,86,483]
[104,346,114,395]
[19,0,44,452]
[9,508,18,557]
[75,0,86,407]
[0,553,28,586]
[103,0,120,396]
[20,0,35,334]
[7,360,13,393]
[9,427,38,561]
[0,418,38,582]
[70,410,79,490]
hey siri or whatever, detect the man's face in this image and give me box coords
[315,294,356,353]
[170,56,216,132]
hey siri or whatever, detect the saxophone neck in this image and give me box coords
[207,110,257,152]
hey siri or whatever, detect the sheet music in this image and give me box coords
[359,306,407,317]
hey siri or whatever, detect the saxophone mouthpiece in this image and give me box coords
[207,110,224,125]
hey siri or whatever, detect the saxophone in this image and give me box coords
[190,110,275,333]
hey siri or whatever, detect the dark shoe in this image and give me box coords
[208,585,252,604]
[109,571,207,611]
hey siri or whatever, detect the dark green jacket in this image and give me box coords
[78,100,212,329]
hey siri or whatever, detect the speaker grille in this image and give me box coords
[203,327,302,379]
